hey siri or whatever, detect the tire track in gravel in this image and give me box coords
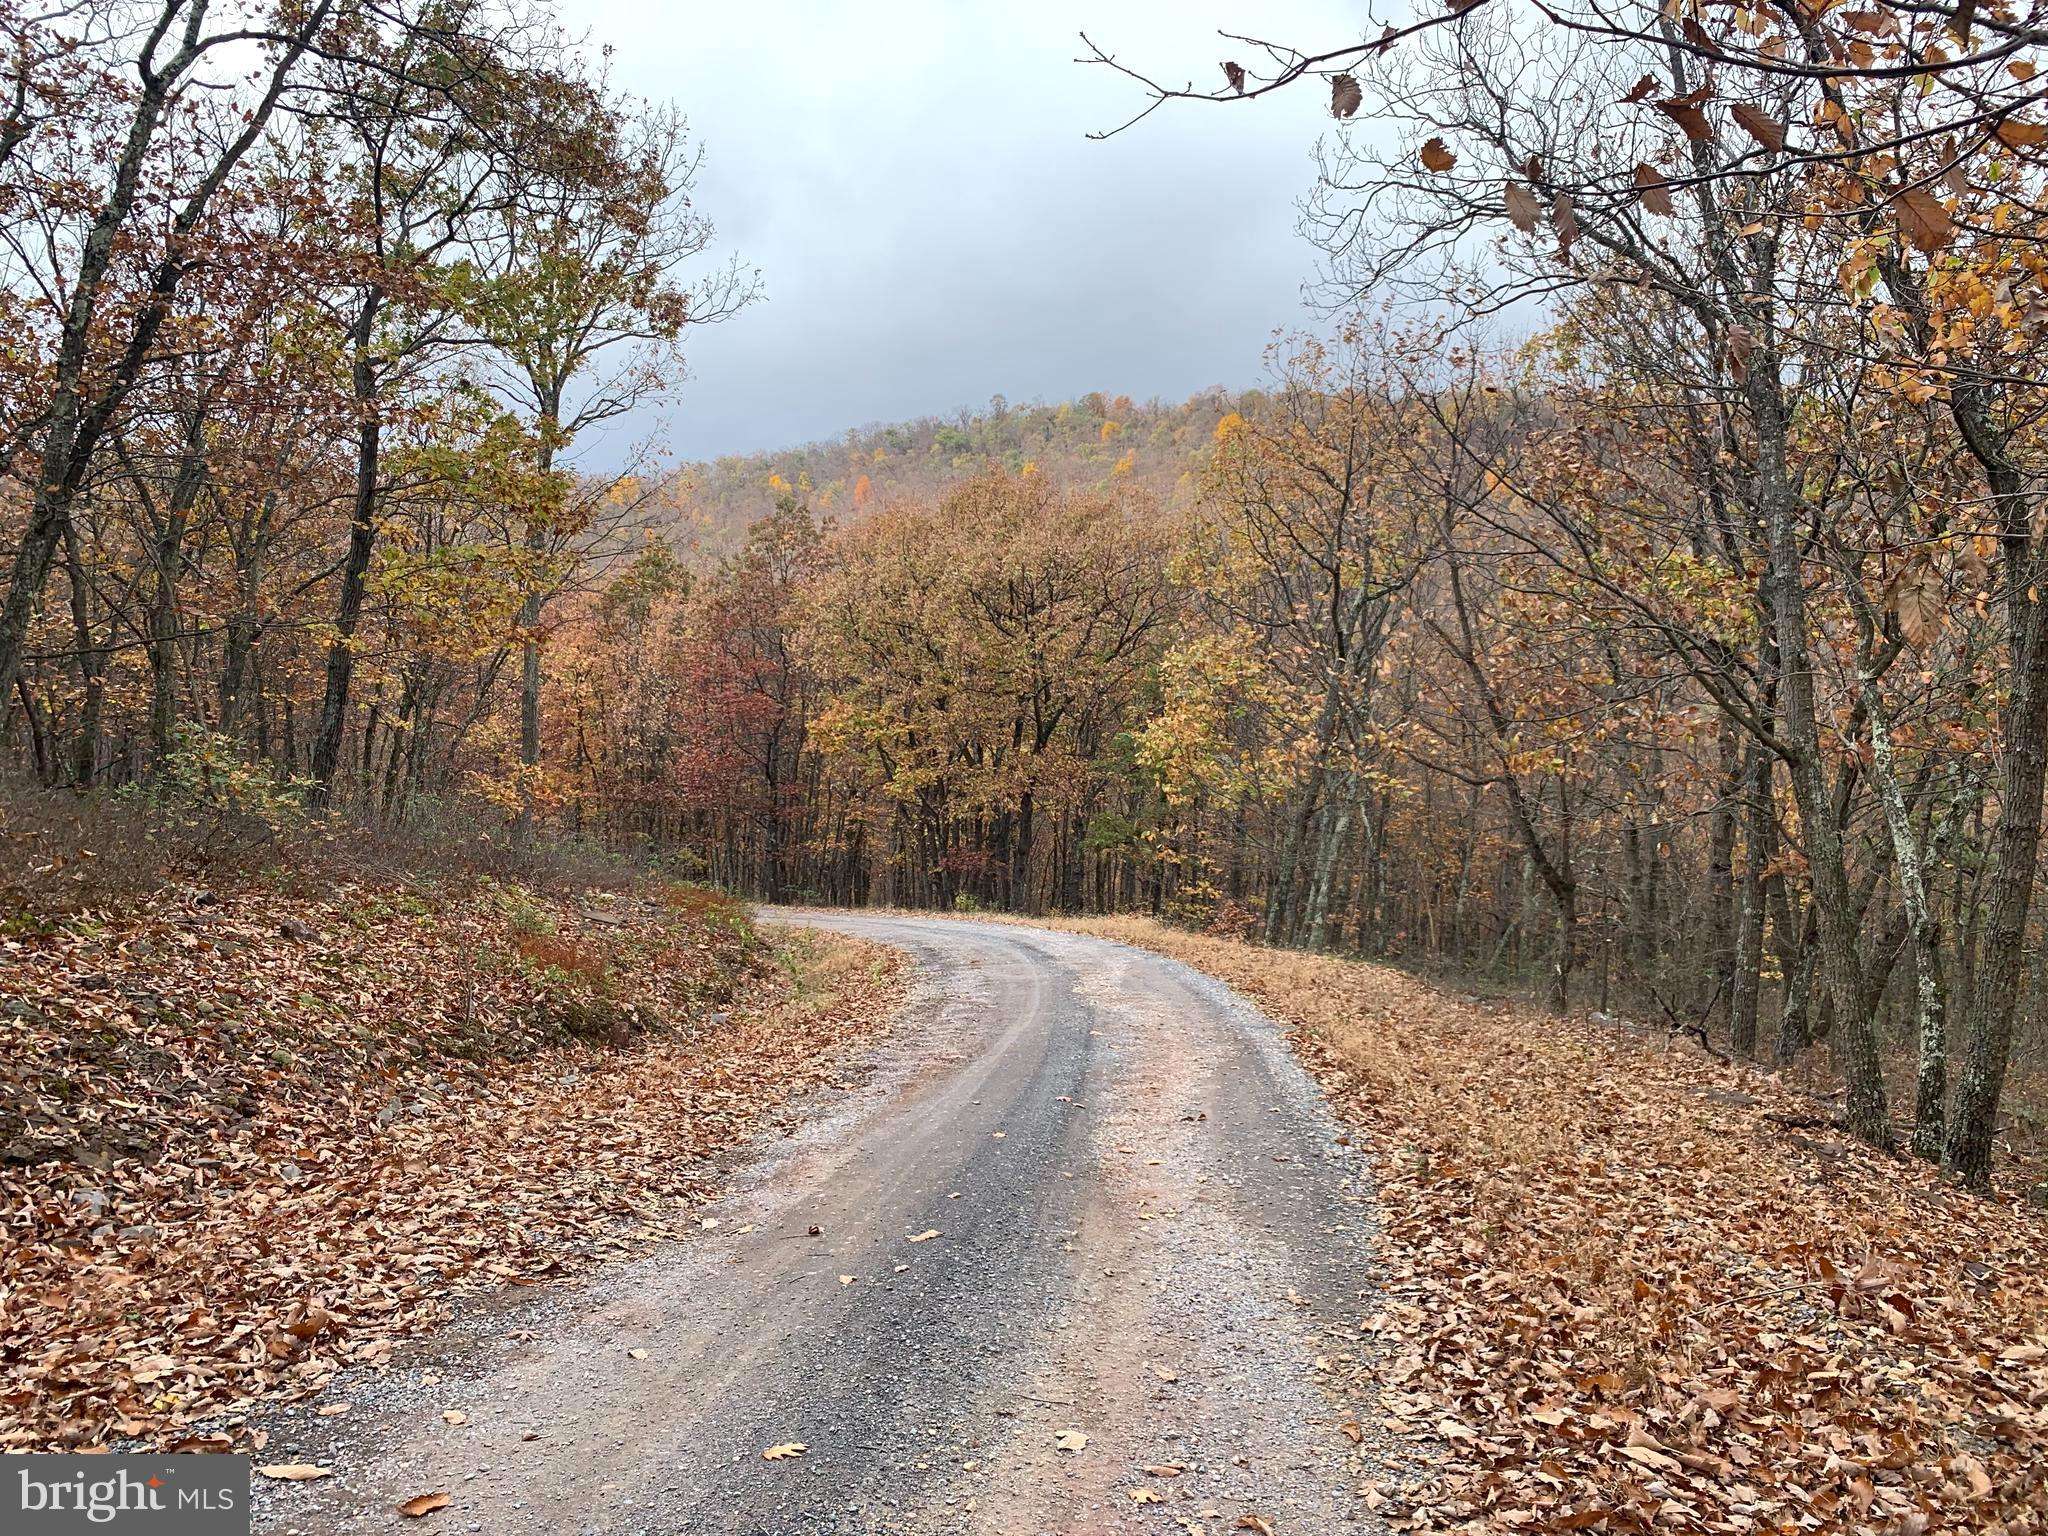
[250,915,1388,1536]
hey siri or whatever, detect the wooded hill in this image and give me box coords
[659,389,1242,554]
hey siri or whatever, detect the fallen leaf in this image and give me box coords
[256,1464,331,1482]
[908,1229,940,1242]
[761,1442,808,1460]
[1054,1429,1088,1452]
[397,1492,452,1518]
[440,1410,467,1426]
[1620,1441,1681,1473]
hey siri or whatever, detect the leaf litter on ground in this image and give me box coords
[1065,917,2048,1536]
[0,877,905,1450]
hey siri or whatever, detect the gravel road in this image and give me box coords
[251,914,1385,1535]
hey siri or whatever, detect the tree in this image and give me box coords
[468,84,755,839]
[0,0,338,710]
[1173,326,1429,949]
[303,0,572,806]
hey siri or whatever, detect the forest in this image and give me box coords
[5,0,2048,1214]
[8,3,2048,1529]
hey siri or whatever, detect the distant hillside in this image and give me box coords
[660,387,1249,554]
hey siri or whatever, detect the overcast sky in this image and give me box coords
[565,0,1362,463]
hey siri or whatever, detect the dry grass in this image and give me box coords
[509,928,610,982]
[0,774,682,931]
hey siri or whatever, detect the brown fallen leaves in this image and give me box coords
[1070,918,2048,1536]
[255,1463,330,1481]
[1,880,905,1450]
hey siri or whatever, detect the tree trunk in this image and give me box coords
[1707,719,1740,1015]
[1777,930,1818,1063]
[514,399,561,845]
[1305,779,1355,952]
[1859,678,1949,1160]
[1751,359,1893,1149]
[1730,747,1768,1058]
[1550,878,1576,1012]
[310,293,386,808]
[60,517,104,788]
[147,423,209,767]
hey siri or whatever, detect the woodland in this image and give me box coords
[6,0,2048,1244]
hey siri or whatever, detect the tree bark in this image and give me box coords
[1730,746,1768,1058]
[309,294,385,807]
[1858,676,1948,1160]
[1750,357,1892,1148]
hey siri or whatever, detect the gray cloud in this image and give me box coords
[564,0,1363,463]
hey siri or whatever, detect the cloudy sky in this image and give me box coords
[566,0,1362,463]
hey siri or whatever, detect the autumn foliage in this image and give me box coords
[8,0,2048,1482]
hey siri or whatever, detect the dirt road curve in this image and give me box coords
[253,915,1383,1535]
